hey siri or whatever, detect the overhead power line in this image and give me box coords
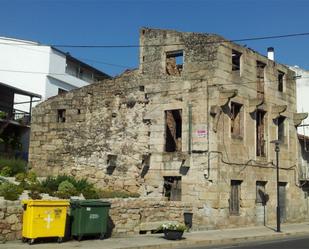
[50,32,309,48]
[0,31,309,48]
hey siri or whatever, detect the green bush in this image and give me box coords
[29,191,42,200]
[40,175,99,199]
[56,180,78,199]
[0,158,27,176]
[82,186,100,199]
[27,172,37,183]
[0,166,13,176]
[41,175,77,194]
[0,182,23,201]
[15,172,27,182]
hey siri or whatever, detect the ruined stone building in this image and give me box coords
[29,28,309,232]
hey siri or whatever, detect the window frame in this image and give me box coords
[256,181,267,205]
[164,109,182,152]
[230,180,242,215]
[166,50,184,76]
[278,71,285,92]
[57,109,66,123]
[232,50,242,73]
[163,176,182,201]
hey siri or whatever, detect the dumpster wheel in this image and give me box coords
[21,237,28,243]
[57,237,63,243]
[28,239,35,245]
[99,233,105,240]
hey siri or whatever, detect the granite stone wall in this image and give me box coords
[0,199,23,242]
[0,197,192,241]
[28,28,309,232]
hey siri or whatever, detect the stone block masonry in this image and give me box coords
[0,199,23,242]
[29,27,309,233]
[0,198,192,241]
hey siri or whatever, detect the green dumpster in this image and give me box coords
[70,200,111,241]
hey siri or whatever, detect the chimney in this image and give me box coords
[267,47,274,61]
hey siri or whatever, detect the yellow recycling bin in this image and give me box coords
[22,200,69,245]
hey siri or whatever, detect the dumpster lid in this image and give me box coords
[70,199,111,207]
[22,200,70,206]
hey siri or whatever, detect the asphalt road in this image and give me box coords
[178,236,309,249]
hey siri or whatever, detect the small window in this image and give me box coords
[230,180,241,215]
[141,154,150,178]
[57,109,66,123]
[106,154,117,175]
[232,50,241,72]
[166,51,183,76]
[256,181,267,204]
[278,71,285,92]
[77,109,81,115]
[107,154,117,168]
[165,109,182,152]
[58,88,68,95]
[230,102,243,138]
[277,116,286,142]
[163,176,181,201]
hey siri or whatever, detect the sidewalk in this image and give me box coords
[2,222,309,249]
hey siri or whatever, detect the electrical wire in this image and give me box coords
[1,31,309,48]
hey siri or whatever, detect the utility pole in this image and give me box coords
[271,140,281,232]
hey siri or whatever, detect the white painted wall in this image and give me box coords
[0,36,98,111]
[0,38,49,97]
[289,66,309,136]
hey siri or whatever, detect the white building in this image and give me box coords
[0,36,110,110]
[288,66,309,136]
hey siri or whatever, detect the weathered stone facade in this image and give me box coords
[29,28,309,232]
[0,199,23,242]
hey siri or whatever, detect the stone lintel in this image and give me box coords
[249,98,264,113]
[293,112,308,126]
[271,104,287,118]
[219,89,238,106]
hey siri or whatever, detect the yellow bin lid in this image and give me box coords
[22,200,70,206]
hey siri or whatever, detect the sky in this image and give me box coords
[1,0,309,76]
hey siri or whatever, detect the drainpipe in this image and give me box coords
[188,103,192,154]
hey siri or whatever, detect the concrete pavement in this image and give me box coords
[2,222,309,249]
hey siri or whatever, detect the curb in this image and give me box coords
[122,230,309,249]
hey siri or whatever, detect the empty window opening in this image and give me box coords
[57,109,66,123]
[230,180,241,215]
[165,109,182,152]
[256,110,266,157]
[166,51,183,76]
[141,154,150,178]
[278,71,285,92]
[277,116,286,142]
[163,176,181,201]
[256,181,268,205]
[107,154,117,168]
[232,50,241,72]
[230,102,243,138]
[58,88,68,95]
[139,85,145,92]
[77,109,81,115]
[257,61,266,99]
